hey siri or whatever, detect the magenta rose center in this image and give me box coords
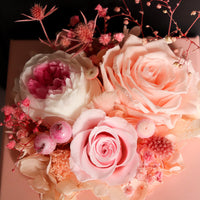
[27,60,71,99]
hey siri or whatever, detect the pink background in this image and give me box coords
[1,38,200,200]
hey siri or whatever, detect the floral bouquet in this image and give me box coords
[1,0,200,200]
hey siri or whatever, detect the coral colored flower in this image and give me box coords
[70,109,139,185]
[16,51,101,121]
[99,33,111,46]
[99,35,200,128]
[95,4,108,18]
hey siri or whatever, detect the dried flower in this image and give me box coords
[99,33,111,45]
[48,150,71,182]
[17,4,57,22]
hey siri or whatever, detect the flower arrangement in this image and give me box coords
[1,0,200,200]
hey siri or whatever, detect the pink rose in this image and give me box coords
[70,109,139,185]
[99,35,200,128]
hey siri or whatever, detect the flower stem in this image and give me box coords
[39,20,51,45]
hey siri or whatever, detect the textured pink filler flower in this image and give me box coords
[99,33,111,45]
[113,33,125,42]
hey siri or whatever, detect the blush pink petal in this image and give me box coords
[105,154,140,185]
[88,126,121,166]
[81,147,116,180]
[98,116,137,138]
[72,109,106,136]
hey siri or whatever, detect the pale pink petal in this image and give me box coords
[98,116,137,139]
[105,154,140,185]
[72,109,106,136]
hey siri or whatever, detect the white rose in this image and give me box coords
[17,50,101,122]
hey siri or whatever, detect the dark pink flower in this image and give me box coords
[27,61,71,99]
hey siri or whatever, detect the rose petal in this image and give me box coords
[72,109,106,136]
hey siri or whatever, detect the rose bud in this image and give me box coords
[34,133,56,155]
[136,119,155,138]
[50,121,72,144]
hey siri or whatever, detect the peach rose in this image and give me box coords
[70,109,139,185]
[99,35,200,128]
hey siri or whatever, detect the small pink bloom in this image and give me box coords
[1,106,15,116]
[70,15,80,26]
[70,109,139,185]
[34,133,56,155]
[50,121,72,144]
[6,140,16,149]
[95,4,108,18]
[113,33,124,42]
[99,33,111,46]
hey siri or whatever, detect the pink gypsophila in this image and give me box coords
[99,33,111,45]
[95,4,108,17]
[113,33,125,42]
